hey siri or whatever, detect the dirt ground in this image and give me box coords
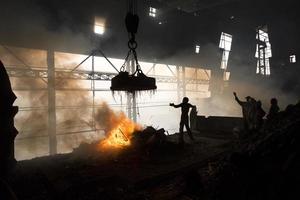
[5,131,233,200]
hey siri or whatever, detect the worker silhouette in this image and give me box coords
[170,97,196,144]
[233,92,256,131]
[255,100,266,130]
[267,98,280,121]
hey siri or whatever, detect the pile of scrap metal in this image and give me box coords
[131,126,167,148]
[73,126,171,157]
[197,101,300,200]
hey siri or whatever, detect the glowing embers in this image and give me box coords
[111,71,156,92]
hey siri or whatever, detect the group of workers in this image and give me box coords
[233,92,280,131]
[169,93,280,144]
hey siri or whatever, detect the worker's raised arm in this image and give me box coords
[233,92,243,105]
[169,103,182,108]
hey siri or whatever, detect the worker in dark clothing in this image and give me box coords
[255,100,266,130]
[170,97,196,144]
[267,98,280,120]
[0,60,18,175]
[233,92,256,131]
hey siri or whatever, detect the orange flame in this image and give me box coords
[97,107,142,149]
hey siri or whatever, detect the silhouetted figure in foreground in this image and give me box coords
[255,100,266,130]
[233,92,256,131]
[267,98,279,121]
[170,97,196,144]
[0,60,18,175]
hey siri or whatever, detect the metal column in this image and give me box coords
[177,66,186,102]
[182,67,186,97]
[126,59,137,122]
[91,55,95,130]
[47,50,57,155]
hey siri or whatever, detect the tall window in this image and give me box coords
[94,17,105,35]
[195,45,200,54]
[223,71,231,81]
[290,55,296,63]
[219,32,232,70]
[149,7,157,17]
[255,27,272,75]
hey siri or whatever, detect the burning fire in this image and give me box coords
[96,103,142,149]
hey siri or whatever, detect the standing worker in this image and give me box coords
[267,98,280,121]
[255,100,266,130]
[170,97,196,144]
[233,92,256,131]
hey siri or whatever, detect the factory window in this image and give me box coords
[94,17,105,35]
[219,32,232,70]
[219,32,232,51]
[221,51,230,69]
[149,7,156,17]
[255,27,272,75]
[223,71,231,81]
[290,55,296,63]
[195,45,200,54]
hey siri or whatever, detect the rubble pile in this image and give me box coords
[73,126,172,155]
[7,126,231,200]
[201,102,300,200]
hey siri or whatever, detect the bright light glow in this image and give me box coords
[223,71,230,81]
[98,105,142,149]
[94,26,105,35]
[219,32,232,51]
[219,32,232,70]
[290,55,296,63]
[221,51,230,69]
[195,45,200,53]
[2,45,212,160]
[255,27,272,75]
[149,7,157,17]
[94,17,105,35]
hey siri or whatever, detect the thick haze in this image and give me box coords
[0,0,299,160]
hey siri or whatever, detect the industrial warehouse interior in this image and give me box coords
[0,0,299,199]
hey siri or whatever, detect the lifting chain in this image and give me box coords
[120,0,143,74]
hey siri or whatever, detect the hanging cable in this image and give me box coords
[111,0,156,92]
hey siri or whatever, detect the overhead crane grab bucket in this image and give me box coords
[111,71,157,92]
[110,1,157,93]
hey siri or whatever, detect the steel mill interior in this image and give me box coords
[0,0,300,199]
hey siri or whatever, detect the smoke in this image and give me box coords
[0,0,94,53]
[11,74,98,160]
[1,0,299,160]
[94,102,118,134]
[93,102,141,138]
[0,0,98,160]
